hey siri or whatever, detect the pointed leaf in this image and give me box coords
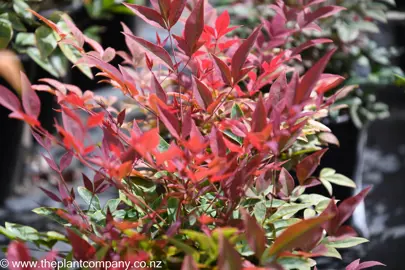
[66,229,96,261]
[60,151,73,171]
[218,233,242,270]
[296,149,328,185]
[151,72,167,102]
[231,25,261,82]
[123,33,174,70]
[242,209,266,258]
[193,76,213,110]
[168,0,186,27]
[294,49,336,104]
[252,94,267,132]
[337,187,371,227]
[184,0,204,53]
[124,3,166,29]
[0,85,21,112]
[266,214,333,259]
[21,72,40,118]
[212,54,232,85]
[157,103,180,139]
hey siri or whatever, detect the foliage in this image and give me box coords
[211,0,403,128]
[0,0,383,269]
[0,0,138,79]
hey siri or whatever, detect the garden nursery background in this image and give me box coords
[1,0,405,269]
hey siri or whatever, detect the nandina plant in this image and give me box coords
[0,0,384,269]
[213,0,402,127]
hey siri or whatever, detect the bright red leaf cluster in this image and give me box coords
[0,0,383,269]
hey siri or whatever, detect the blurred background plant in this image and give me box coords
[211,0,403,128]
[0,0,140,79]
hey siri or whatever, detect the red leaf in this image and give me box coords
[66,229,96,261]
[151,72,167,102]
[60,151,73,171]
[300,6,346,28]
[157,103,180,139]
[28,9,66,38]
[39,187,61,203]
[291,39,333,56]
[7,241,32,270]
[216,11,230,36]
[193,76,213,110]
[117,109,126,126]
[294,48,336,104]
[296,149,328,185]
[168,0,187,28]
[123,33,174,70]
[251,94,267,132]
[212,54,232,85]
[266,71,287,112]
[241,209,266,258]
[231,25,262,83]
[267,214,334,259]
[278,168,295,197]
[20,72,40,119]
[184,0,205,54]
[82,173,94,193]
[62,14,84,47]
[42,154,59,172]
[209,126,227,157]
[124,3,166,29]
[357,261,385,270]
[181,255,198,270]
[218,233,242,270]
[337,187,372,227]
[315,74,345,95]
[346,259,385,270]
[0,85,21,112]
[88,112,105,128]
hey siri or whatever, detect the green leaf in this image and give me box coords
[323,245,342,259]
[158,135,170,152]
[59,42,93,79]
[254,201,266,223]
[181,230,217,254]
[77,186,101,211]
[0,18,12,49]
[326,237,369,248]
[231,103,244,119]
[167,237,199,262]
[103,199,121,213]
[319,177,333,196]
[0,12,26,31]
[35,26,58,58]
[356,21,379,33]
[26,47,60,77]
[223,129,243,145]
[32,207,69,225]
[15,32,35,47]
[320,168,356,188]
[364,9,387,23]
[269,203,311,222]
[167,197,179,224]
[276,256,312,270]
[13,0,34,21]
[3,223,39,241]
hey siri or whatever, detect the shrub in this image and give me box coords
[0,0,383,269]
[212,0,402,127]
